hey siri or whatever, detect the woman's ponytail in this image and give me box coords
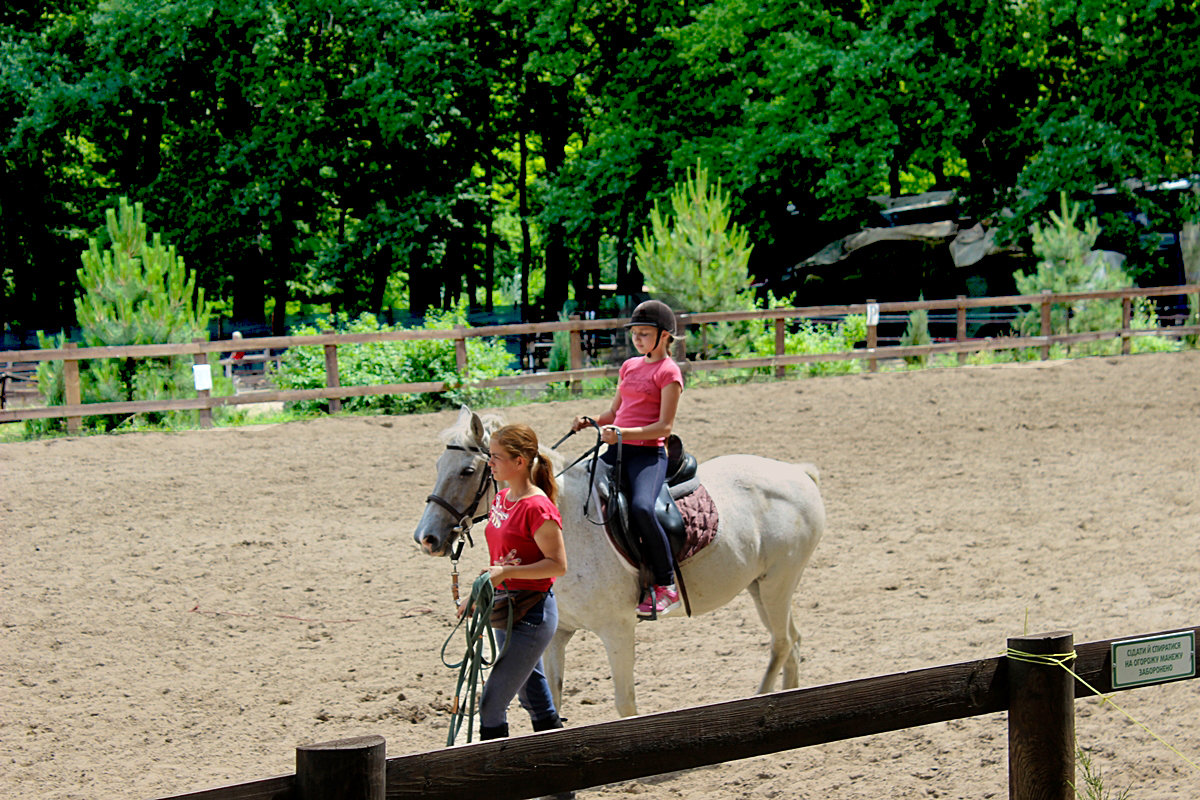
[491,423,559,507]
[530,453,559,507]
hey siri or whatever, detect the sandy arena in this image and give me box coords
[2,351,1199,799]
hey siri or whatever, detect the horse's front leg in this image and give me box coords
[543,626,575,716]
[595,619,638,717]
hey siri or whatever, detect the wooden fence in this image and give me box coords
[0,360,39,409]
[2,284,1197,431]
[151,626,1198,800]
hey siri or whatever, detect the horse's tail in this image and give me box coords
[799,462,820,487]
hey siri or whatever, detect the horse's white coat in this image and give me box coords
[413,407,825,717]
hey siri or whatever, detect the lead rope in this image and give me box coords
[441,573,506,746]
[449,540,465,606]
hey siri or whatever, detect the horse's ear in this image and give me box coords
[455,405,471,424]
[470,412,486,447]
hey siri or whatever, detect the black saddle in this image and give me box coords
[595,434,698,568]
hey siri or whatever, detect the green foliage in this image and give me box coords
[536,376,617,403]
[635,160,757,358]
[272,304,519,414]
[1073,745,1131,800]
[1013,192,1131,352]
[547,306,576,372]
[31,197,216,434]
[3,0,1199,334]
[899,298,933,366]
[1009,192,1182,356]
[747,314,868,378]
[635,160,756,314]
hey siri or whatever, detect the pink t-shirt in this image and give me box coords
[614,356,684,446]
[485,489,563,591]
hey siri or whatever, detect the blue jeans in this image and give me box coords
[603,443,676,586]
[480,590,559,728]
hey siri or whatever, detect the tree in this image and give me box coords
[635,161,756,313]
[634,161,756,357]
[1012,191,1129,338]
[34,197,212,432]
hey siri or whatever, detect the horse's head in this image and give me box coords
[413,406,502,556]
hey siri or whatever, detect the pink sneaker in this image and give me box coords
[637,585,680,616]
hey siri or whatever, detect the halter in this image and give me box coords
[424,442,496,557]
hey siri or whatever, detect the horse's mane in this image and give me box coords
[438,408,564,473]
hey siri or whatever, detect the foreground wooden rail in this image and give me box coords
[3,283,1197,430]
[154,626,1198,800]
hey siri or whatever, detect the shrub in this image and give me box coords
[747,314,867,377]
[1010,191,1175,356]
[273,304,519,414]
[899,298,933,366]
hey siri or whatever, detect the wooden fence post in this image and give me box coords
[192,340,213,429]
[673,313,687,366]
[63,342,81,434]
[1121,296,1132,355]
[774,316,786,379]
[296,734,385,800]
[569,314,583,395]
[1008,631,1075,800]
[454,325,468,381]
[323,333,341,414]
[866,299,878,373]
[956,295,968,365]
[1040,290,1052,361]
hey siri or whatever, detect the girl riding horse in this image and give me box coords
[572,299,683,618]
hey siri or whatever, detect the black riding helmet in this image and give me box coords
[623,299,677,336]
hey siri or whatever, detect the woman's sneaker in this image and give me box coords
[637,584,680,617]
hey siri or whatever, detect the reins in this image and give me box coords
[553,417,619,527]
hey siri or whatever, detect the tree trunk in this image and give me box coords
[1182,220,1200,323]
[1181,220,1200,285]
[538,81,572,319]
[518,127,532,318]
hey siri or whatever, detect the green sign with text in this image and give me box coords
[1111,632,1195,689]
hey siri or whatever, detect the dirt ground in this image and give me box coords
[2,351,1199,800]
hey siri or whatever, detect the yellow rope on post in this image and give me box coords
[1005,647,1200,773]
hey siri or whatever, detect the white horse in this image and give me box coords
[413,406,825,717]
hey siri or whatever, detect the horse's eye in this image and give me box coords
[460,466,476,477]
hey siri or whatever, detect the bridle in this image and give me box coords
[424,442,496,562]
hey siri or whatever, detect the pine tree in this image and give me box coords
[1013,191,1130,337]
[35,197,211,431]
[634,161,755,357]
[900,295,932,366]
[635,160,755,313]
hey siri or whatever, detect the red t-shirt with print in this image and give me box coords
[485,489,562,591]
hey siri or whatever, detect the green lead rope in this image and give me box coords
[441,573,513,746]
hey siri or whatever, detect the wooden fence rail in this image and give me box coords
[3,284,1198,431]
[152,626,1198,800]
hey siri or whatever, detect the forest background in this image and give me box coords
[2,0,1199,341]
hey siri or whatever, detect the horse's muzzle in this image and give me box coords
[418,535,447,557]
